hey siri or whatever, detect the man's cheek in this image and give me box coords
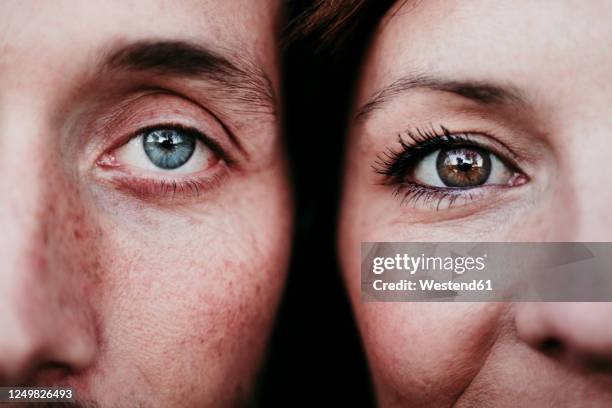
[86,215,283,401]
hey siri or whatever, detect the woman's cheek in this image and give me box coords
[339,181,507,406]
[358,303,506,406]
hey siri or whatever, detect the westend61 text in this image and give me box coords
[372,279,493,292]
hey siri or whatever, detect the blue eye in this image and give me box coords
[142,129,196,170]
[111,126,218,175]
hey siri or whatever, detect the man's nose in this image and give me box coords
[0,118,98,385]
[0,233,98,385]
[515,303,612,369]
[0,289,98,385]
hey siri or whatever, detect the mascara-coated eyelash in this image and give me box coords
[374,125,527,209]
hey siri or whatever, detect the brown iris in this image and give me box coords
[435,147,491,187]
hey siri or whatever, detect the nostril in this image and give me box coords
[516,303,612,374]
[0,360,72,387]
[539,337,564,357]
[30,361,73,385]
[583,356,612,373]
[536,337,612,373]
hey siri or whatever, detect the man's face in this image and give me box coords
[340,0,612,406]
[0,0,290,406]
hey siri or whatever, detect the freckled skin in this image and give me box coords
[0,1,290,406]
[340,0,612,406]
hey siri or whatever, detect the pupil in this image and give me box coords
[142,129,196,170]
[160,138,174,150]
[456,158,473,172]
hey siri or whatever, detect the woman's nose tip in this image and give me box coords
[515,303,612,368]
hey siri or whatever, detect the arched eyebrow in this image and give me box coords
[100,40,276,116]
[354,73,527,122]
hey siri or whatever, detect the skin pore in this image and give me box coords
[0,1,290,406]
[340,0,612,406]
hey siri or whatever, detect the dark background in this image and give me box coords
[254,2,394,406]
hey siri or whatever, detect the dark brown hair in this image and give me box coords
[286,0,367,46]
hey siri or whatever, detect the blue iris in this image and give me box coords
[142,129,196,170]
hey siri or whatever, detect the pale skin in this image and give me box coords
[0,1,291,407]
[340,0,612,406]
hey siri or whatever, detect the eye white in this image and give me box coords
[413,150,444,187]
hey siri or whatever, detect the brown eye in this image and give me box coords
[412,146,515,188]
[436,147,491,187]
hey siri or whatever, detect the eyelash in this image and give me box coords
[98,123,231,200]
[374,125,523,209]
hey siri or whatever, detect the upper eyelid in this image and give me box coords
[88,92,244,167]
[399,127,521,162]
[101,40,278,119]
[81,89,246,161]
[134,88,249,159]
[162,88,249,159]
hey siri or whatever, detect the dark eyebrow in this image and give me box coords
[354,74,527,122]
[101,40,276,116]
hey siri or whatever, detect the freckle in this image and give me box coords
[214,338,223,357]
[32,252,48,272]
[41,226,49,245]
[70,211,84,224]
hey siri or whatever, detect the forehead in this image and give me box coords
[0,0,278,69]
[361,0,612,98]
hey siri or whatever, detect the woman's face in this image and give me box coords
[340,0,612,406]
[0,0,290,406]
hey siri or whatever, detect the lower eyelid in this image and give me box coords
[394,182,524,212]
[111,173,227,201]
[95,160,229,201]
[394,184,477,210]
